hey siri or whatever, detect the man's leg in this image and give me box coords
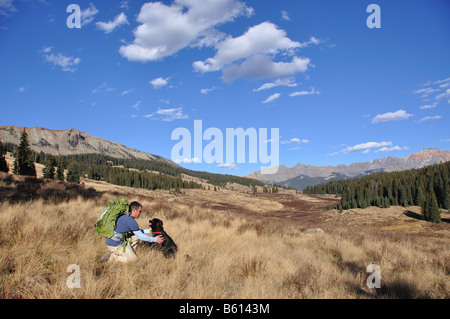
[106,242,138,263]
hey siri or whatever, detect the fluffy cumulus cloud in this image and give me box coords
[119,1,315,82]
[371,109,413,124]
[150,77,169,89]
[119,0,252,62]
[194,22,312,82]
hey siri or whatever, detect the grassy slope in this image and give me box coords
[0,172,449,299]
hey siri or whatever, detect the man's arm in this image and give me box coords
[133,230,157,243]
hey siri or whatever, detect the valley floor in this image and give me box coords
[0,173,449,299]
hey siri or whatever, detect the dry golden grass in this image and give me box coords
[0,173,449,299]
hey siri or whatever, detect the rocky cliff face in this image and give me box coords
[0,125,176,165]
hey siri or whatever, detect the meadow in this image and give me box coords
[0,172,448,299]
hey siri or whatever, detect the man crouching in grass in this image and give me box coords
[101,201,164,263]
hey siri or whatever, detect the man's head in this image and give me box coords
[129,201,142,219]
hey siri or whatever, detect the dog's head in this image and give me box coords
[149,218,164,233]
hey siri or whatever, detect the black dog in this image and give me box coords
[143,218,178,258]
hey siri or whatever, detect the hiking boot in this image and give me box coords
[100,251,112,263]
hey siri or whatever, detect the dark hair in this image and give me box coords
[129,201,142,212]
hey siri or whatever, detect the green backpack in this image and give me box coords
[94,197,130,239]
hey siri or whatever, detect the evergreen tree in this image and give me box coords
[415,185,425,207]
[0,142,8,173]
[56,158,65,181]
[42,155,55,179]
[422,190,441,223]
[13,128,36,177]
[66,161,80,183]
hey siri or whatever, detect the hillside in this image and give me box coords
[0,126,266,190]
[305,161,450,212]
[248,148,450,190]
[0,125,175,165]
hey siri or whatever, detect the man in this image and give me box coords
[101,201,164,263]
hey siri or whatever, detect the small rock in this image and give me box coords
[305,228,324,234]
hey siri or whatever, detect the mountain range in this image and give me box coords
[0,125,176,166]
[1,125,449,191]
[247,148,450,190]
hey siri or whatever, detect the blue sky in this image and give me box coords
[1,0,449,176]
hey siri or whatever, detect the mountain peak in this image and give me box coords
[0,125,177,166]
[247,148,450,189]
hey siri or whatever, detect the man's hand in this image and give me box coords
[156,235,164,245]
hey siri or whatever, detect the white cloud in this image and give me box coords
[131,100,141,110]
[0,0,17,17]
[281,138,309,145]
[223,55,310,83]
[436,88,450,103]
[200,87,218,94]
[412,78,450,105]
[120,1,129,11]
[289,87,320,97]
[194,22,312,82]
[262,92,280,104]
[327,152,340,157]
[418,115,442,123]
[119,0,251,62]
[433,77,450,85]
[96,12,128,33]
[412,87,440,96]
[42,48,81,72]
[145,107,188,122]
[81,3,98,26]
[375,146,409,153]
[150,77,169,89]
[175,157,201,164]
[253,77,297,92]
[371,109,413,124]
[420,102,437,109]
[121,89,133,96]
[92,82,115,94]
[41,46,53,53]
[343,141,392,153]
[17,87,25,92]
[217,163,238,170]
[281,10,290,21]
